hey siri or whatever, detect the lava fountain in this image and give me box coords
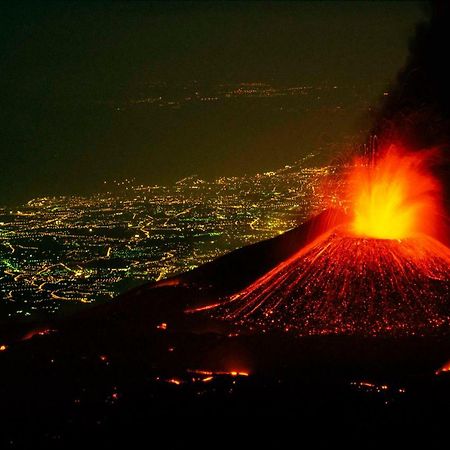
[201,145,450,336]
[349,146,443,240]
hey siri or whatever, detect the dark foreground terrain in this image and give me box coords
[0,211,449,448]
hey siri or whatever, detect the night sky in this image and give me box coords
[1,1,425,204]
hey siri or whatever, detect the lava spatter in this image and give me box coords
[209,229,450,336]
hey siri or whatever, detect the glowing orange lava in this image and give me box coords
[435,360,450,375]
[194,143,450,337]
[348,146,442,240]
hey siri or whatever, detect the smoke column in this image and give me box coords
[372,1,450,216]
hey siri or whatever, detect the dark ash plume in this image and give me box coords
[373,1,450,210]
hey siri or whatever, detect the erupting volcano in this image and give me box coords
[203,146,450,336]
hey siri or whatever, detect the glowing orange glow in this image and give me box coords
[435,360,450,375]
[188,369,250,377]
[188,369,213,375]
[0,345,7,351]
[155,278,181,288]
[185,302,222,313]
[230,371,248,377]
[22,328,55,341]
[348,146,442,240]
[156,322,167,330]
[359,382,376,388]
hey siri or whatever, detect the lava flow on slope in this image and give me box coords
[200,145,450,336]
